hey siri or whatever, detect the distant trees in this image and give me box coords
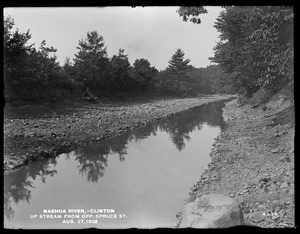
[4,14,236,103]
[187,65,236,94]
[155,49,196,95]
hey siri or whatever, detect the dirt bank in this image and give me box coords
[176,90,295,228]
[4,95,235,174]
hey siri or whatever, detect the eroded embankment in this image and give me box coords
[4,95,235,174]
[177,92,295,228]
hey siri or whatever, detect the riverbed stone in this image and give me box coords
[280,182,289,189]
[279,156,291,163]
[271,148,281,154]
[179,194,244,228]
[249,212,265,223]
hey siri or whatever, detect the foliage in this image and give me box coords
[177,6,293,97]
[4,16,32,91]
[186,65,236,94]
[211,6,294,96]
[73,31,111,94]
[177,6,208,24]
[166,49,194,94]
[4,15,69,101]
[130,58,158,92]
[110,49,132,92]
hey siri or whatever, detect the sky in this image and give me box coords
[4,7,222,70]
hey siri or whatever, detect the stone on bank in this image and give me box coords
[179,194,244,228]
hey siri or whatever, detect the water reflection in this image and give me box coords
[136,100,225,151]
[158,101,225,151]
[4,100,226,225]
[4,157,58,221]
[72,137,130,182]
[72,101,225,182]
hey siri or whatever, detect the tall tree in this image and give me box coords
[167,48,193,93]
[73,31,110,94]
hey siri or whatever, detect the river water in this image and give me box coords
[4,100,226,229]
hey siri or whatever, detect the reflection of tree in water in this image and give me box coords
[158,110,200,151]
[156,100,225,151]
[132,123,158,142]
[74,132,135,182]
[198,100,226,128]
[73,100,226,181]
[131,101,226,150]
[4,157,58,221]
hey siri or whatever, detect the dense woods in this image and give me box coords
[4,6,293,103]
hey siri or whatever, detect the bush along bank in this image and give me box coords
[176,87,294,228]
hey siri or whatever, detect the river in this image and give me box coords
[4,100,227,229]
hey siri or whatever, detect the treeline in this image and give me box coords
[4,15,233,103]
[178,6,294,97]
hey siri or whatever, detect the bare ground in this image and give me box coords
[4,94,235,174]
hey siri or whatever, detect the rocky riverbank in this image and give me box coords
[176,89,295,228]
[4,95,235,174]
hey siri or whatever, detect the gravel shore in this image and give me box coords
[4,95,235,174]
[176,95,295,228]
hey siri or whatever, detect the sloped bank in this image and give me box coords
[4,95,236,174]
[176,88,295,228]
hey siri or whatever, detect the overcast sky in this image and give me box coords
[4,7,222,70]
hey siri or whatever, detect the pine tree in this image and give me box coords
[168,48,190,72]
[73,31,110,94]
[167,49,193,93]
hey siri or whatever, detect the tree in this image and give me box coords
[245,6,294,89]
[130,58,158,92]
[4,15,65,101]
[4,15,33,99]
[110,49,132,92]
[177,6,294,97]
[73,31,110,94]
[167,48,193,93]
[27,40,60,86]
[210,6,293,96]
[62,57,74,79]
[177,6,208,24]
